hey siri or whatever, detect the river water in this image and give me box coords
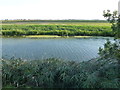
[2,37,114,61]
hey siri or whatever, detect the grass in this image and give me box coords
[1,20,112,37]
[1,22,111,26]
[25,35,61,38]
[2,35,92,39]
[24,35,92,38]
[1,24,113,37]
[73,36,92,38]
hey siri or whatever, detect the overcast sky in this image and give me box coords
[0,0,118,20]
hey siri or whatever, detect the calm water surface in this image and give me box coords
[2,37,114,61]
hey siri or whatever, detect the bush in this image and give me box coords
[98,39,120,60]
[2,57,119,88]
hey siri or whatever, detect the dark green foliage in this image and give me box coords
[103,10,120,38]
[2,25,113,36]
[2,58,119,88]
[99,10,120,64]
[98,39,120,60]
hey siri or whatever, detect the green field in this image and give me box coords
[1,20,110,25]
[1,20,113,37]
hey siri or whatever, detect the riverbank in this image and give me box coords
[1,35,92,39]
[2,24,113,37]
[25,35,92,39]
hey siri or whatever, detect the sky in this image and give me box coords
[0,0,118,20]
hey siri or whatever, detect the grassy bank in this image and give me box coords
[25,35,92,38]
[1,24,113,37]
[25,35,61,38]
[2,35,93,39]
[2,57,119,88]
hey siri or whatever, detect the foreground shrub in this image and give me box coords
[2,57,119,88]
[98,39,120,61]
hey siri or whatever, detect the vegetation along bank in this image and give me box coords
[1,24,114,37]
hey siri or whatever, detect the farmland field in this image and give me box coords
[1,20,113,37]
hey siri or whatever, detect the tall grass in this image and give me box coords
[2,25,113,36]
[2,57,119,88]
